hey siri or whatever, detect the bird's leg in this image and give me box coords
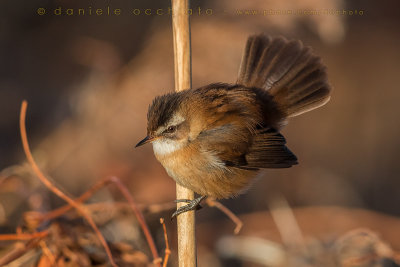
[172,195,207,219]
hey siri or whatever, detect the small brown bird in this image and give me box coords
[136,34,331,217]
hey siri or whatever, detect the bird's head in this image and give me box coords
[135,92,193,155]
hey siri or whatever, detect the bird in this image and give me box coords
[135,34,331,218]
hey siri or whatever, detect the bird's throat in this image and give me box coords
[152,139,184,156]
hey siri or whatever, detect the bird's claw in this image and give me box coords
[171,196,207,219]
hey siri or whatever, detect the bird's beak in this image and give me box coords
[135,135,156,148]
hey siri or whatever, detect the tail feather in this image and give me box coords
[237,34,331,118]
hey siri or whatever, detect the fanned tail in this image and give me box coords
[237,34,331,117]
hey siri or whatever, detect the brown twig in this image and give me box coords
[25,175,163,266]
[0,238,43,266]
[171,0,196,266]
[39,240,56,266]
[268,196,305,249]
[69,201,175,217]
[160,218,171,267]
[40,175,113,222]
[206,198,243,234]
[19,101,117,267]
[108,176,162,267]
[0,230,49,241]
[41,185,175,224]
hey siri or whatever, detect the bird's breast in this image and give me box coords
[153,143,257,198]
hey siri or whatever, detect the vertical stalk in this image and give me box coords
[171,0,196,266]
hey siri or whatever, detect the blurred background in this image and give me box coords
[1,0,400,266]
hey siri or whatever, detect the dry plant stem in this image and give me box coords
[41,176,113,222]
[342,255,381,267]
[68,201,175,217]
[0,238,43,266]
[19,101,117,267]
[38,176,162,266]
[39,240,56,265]
[160,218,171,267]
[269,196,305,248]
[205,198,243,234]
[0,230,49,241]
[108,176,162,266]
[171,0,196,266]
[42,184,174,223]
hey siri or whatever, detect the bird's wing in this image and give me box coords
[196,123,256,170]
[197,126,297,170]
[191,84,296,170]
[245,128,298,168]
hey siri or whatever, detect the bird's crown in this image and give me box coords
[147,91,186,134]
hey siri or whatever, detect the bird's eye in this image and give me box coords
[166,125,176,133]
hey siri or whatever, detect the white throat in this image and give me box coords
[152,139,183,155]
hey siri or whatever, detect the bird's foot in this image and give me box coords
[172,195,207,219]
